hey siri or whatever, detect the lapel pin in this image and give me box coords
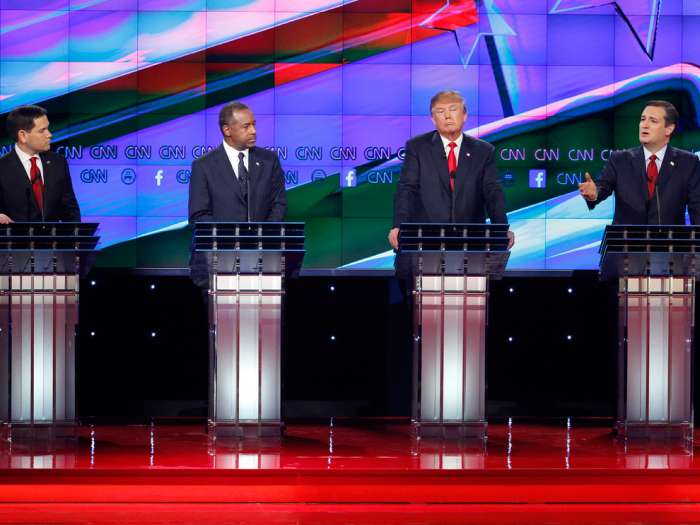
[670,161,675,167]
[466,152,471,157]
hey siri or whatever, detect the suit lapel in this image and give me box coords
[39,152,54,215]
[9,150,39,216]
[656,145,675,194]
[213,145,245,206]
[247,147,262,208]
[633,146,647,203]
[429,132,450,193]
[454,134,472,194]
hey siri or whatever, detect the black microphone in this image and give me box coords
[25,187,32,221]
[245,171,250,223]
[449,170,456,223]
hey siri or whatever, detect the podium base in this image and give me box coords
[4,421,78,444]
[615,421,693,442]
[208,419,283,439]
[413,420,487,440]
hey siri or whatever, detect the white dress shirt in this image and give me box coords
[14,144,45,183]
[643,144,666,173]
[439,133,464,167]
[222,140,249,179]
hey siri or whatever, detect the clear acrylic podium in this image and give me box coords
[194,222,304,439]
[600,225,700,441]
[399,223,510,439]
[0,222,98,438]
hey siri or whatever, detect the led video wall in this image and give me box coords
[1,0,699,270]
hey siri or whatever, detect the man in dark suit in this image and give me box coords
[0,105,80,223]
[579,100,700,224]
[188,101,287,224]
[389,90,514,250]
[188,101,287,286]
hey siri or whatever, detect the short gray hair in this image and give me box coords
[218,101,250,134]
[430,90,467,113]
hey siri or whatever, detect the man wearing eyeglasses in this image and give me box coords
[388,90,513,250]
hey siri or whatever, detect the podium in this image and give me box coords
[399,223,509,439]
[0,222,98,436]
[600,225,699,441]
[193,222,304,438]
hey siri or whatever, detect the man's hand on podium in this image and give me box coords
[0,214,13,225]
[388,227,399,250]
[507,230,515,249]
[578,172,598,202]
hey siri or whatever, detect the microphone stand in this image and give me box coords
[449,170,456,224]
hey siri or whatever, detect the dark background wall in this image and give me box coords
[78,272,623,421]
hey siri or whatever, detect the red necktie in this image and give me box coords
[30,156,44,213]
[647,154,658,199]
[447,142,457,191]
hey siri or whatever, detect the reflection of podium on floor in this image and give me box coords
[0,223,99,436]
[194,222,304,438]
[399,223,509,439]
[600,225,698,441]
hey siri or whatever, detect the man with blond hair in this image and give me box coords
[389,90,513,250]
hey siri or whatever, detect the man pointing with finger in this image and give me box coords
[579,100,700,225]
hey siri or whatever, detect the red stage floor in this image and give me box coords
[1,419,699,524]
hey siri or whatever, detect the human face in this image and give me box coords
[431,98,467,140]
[639,105,674,152]
[17,115,52,155]
[223,108,256,150]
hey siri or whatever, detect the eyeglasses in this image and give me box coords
[432,105,462,118]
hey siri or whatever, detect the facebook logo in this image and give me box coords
[529,169,546,189]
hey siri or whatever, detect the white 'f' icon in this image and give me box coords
[155,170,164,186]
[345,170,356,187]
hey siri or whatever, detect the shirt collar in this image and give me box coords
[15,144,39,164]
[643,144,667,163]
[222,140,248,159]
[439,133,463,150]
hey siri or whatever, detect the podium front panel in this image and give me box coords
[621,276,692,427]
[417,276,486,425]
[210,275,282,427]
[0,275,78,424]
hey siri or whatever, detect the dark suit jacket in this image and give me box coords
[188,144,287,223]
[588,146,700,225]
[0,149,80,222]
[393,131,507,227]
[188,144,288,287]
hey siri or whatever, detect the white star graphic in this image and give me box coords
[549,0,662,60]
[421,0,516,68]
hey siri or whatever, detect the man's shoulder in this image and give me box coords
[0,148,17,165]
[193,145,223,166]
[669,145,699,163]
[463,135,494,155]
[251,146,279,162]
[406,131,437,149]
[42,150,67,166]
[608,147,640,162]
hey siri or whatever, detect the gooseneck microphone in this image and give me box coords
[245,171,251,223]
[449,170,456,224]
[25,187,32,221]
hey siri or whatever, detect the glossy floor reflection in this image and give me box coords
[2,503,700,525]
[2,418,694,471]
[0,419,699,524]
